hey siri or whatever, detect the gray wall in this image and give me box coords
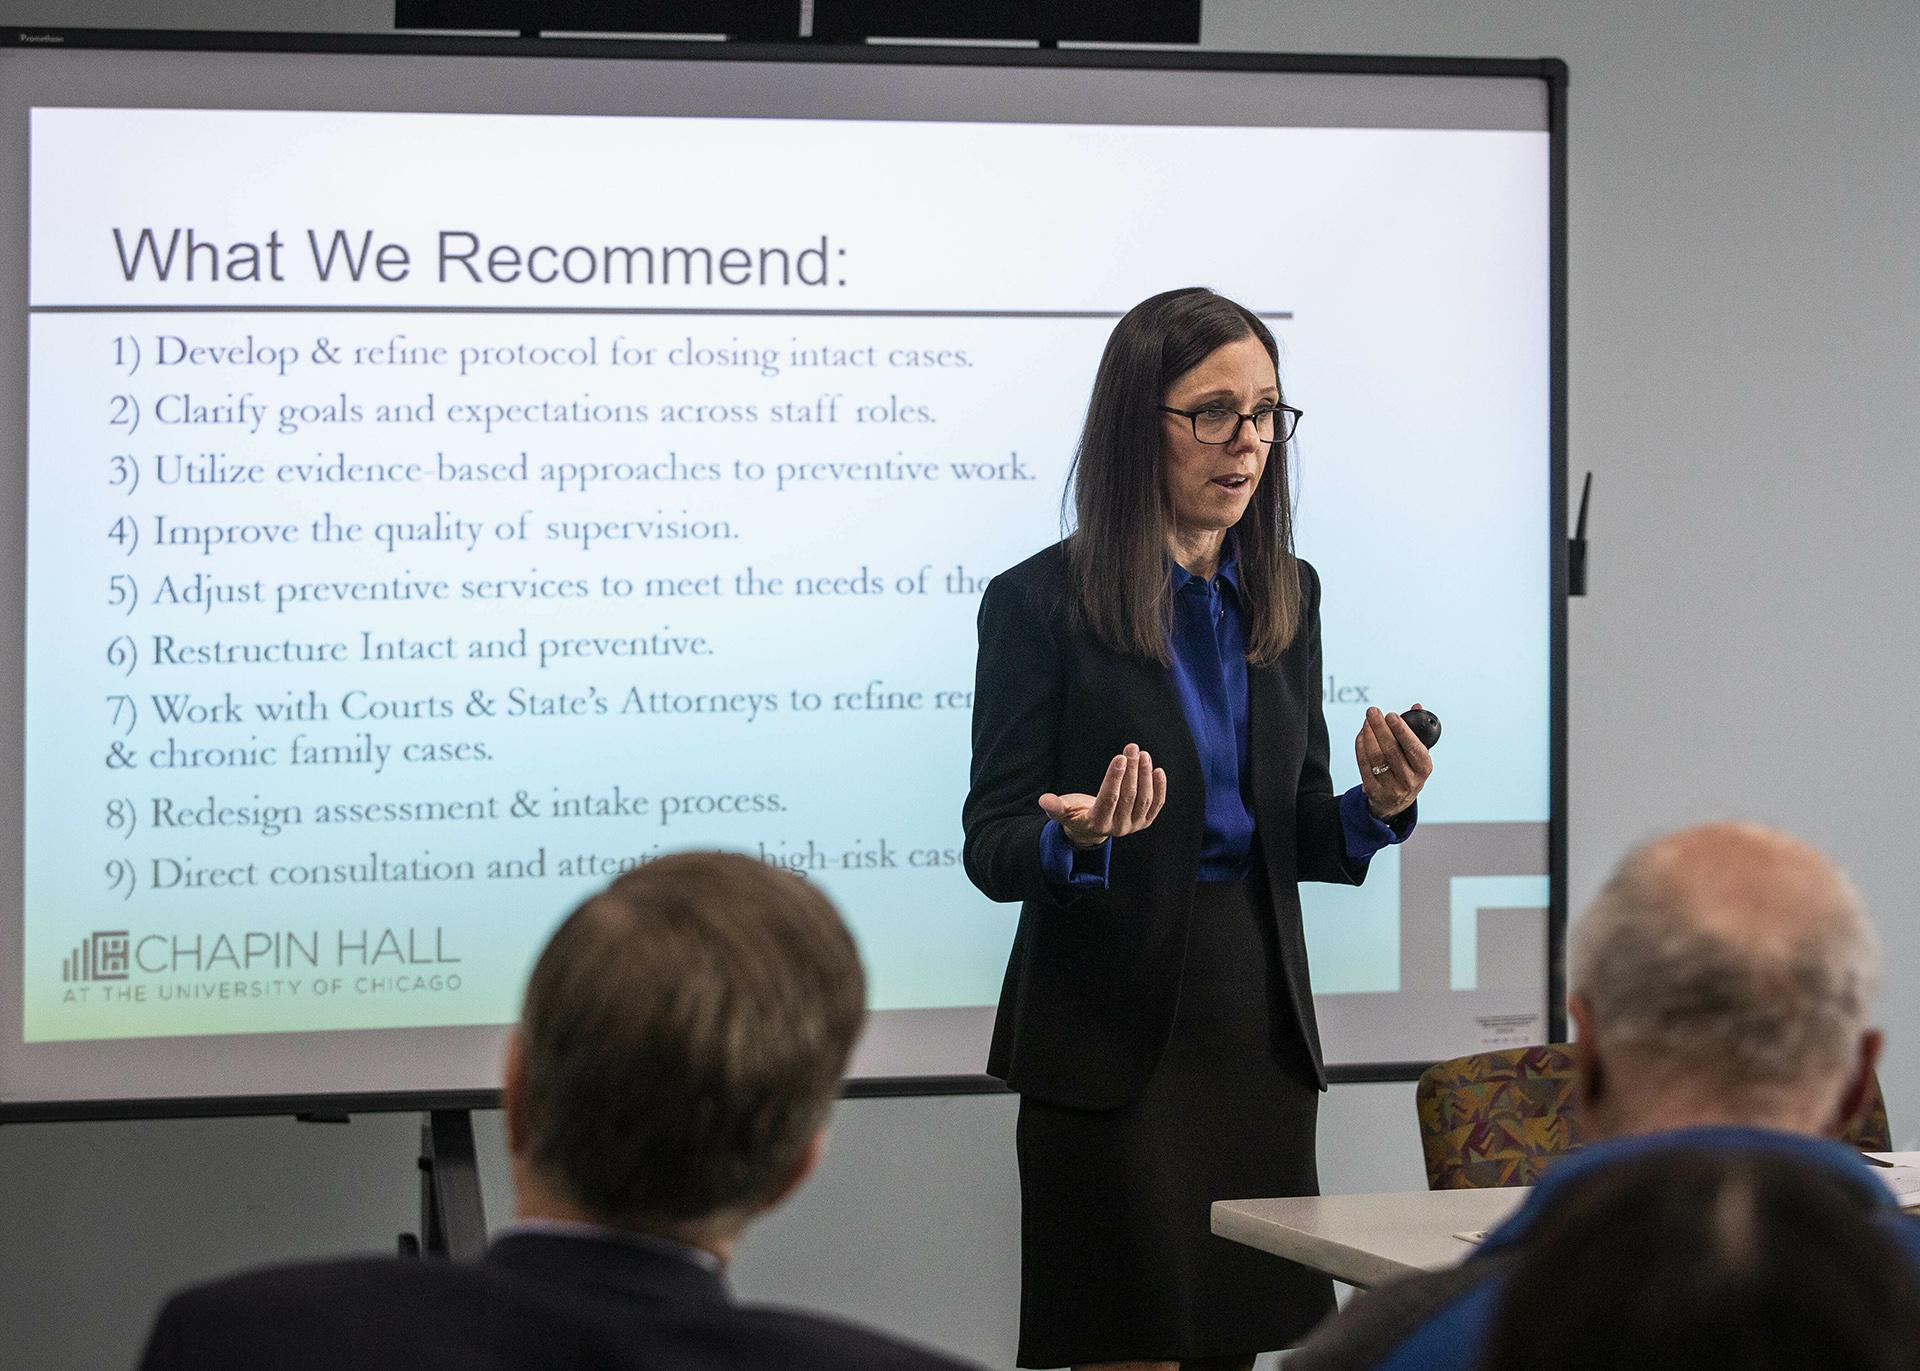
[4,1,1919,1367]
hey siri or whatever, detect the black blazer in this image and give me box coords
[963,542,1376,1110]
[139,1231,982,1371]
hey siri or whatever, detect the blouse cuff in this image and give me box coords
[1039,819,1112,891]
[1340,785,1417,862]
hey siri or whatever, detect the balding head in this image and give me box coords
[1569,822,1882,1138]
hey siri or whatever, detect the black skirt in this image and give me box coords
[1014,876,1335,1368]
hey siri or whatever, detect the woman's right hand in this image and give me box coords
[1038,743,1168,848]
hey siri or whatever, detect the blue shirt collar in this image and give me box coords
[1168,537,1242,598]
[1475,1124,1891,1259]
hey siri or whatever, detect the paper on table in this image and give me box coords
[1865,1155,1920,1208]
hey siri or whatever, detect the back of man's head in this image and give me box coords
[1568,821,1881,1137]
[1484,1147,1920,1371]
[507,852,866,1242]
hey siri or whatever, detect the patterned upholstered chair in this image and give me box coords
[1416,1045,1583,1190]
[1848,1078,1894,1153]
[1415,1044,1893,1190]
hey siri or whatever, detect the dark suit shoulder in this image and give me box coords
[975,542,1075,665]
[975,537,1082,645]
[142,1258,588,1371]
[153,1254,511,1322]
[985,541,1071,612]
[733,1304,984,1371]
[142,1254,987,1371]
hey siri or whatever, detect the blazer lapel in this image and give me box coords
[1245,656,1302,829]
[1116,649,1205,855]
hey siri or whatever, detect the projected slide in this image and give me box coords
[21,104,1548,1063]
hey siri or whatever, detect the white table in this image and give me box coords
[1211,1187,1525,1289]
[1212,1151,1920,1289]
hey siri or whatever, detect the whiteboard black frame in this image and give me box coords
[0,26,1568,1123]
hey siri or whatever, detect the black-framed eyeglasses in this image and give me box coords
[1159,402,1303,446]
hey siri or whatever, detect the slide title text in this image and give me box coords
[110,227,846,290]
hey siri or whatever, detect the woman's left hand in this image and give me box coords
[1356,704,1433,820]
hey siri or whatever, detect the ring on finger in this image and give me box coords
[1370,764,1391,776]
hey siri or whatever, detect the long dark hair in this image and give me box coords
[1065,286,1299,664]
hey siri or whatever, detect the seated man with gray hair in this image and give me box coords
[1289,820,1905,1371]
[139,853,982,1371]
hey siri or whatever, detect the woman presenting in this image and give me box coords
[963,287,1433,1371]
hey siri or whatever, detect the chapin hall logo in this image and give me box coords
[53,925,462,1002]
[62,930,130,983]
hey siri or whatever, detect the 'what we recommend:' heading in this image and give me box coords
[109,227,848,289]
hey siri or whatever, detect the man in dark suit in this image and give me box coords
[138,853,982,1371]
